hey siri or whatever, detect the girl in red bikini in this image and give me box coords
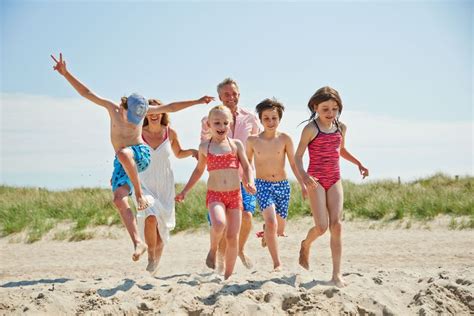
[294,86,369,287]
[175,105,256,280]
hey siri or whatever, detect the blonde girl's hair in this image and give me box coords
[208,105,233,121]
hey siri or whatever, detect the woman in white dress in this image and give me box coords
[135,99,198,274]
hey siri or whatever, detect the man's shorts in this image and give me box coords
[111,143,151,194]
[255,178,291,219]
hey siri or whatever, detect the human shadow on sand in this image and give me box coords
[198,274,298,305]
[155,273,191,281]
[97,278,137,297]
[1,278,72,288]
[299,279,333,290]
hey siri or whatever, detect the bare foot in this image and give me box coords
[216,251,225,275]
[238,252,253,269]
[146,259,159,275]
[278,232,288,237]
[137,195,154,211]
[272,265,282,272]
[132,242,148,261]
[206,250,216,269]
[331,274,347,288]
[299,240,310,270]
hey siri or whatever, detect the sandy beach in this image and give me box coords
[1,217,473,315]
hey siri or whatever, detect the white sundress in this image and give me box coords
[134,128,176,244]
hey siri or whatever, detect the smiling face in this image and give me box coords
[207,108,232,139]
[314,99,340,124]
[144,99,169,127]
[260,108,281,131]
[218,83,240,111]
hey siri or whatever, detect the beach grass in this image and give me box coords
[0,173,472,242]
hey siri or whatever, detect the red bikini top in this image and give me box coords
[207,137,240,171]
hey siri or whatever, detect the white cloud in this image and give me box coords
[1,93,472,189]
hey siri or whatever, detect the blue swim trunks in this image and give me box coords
[255,178,291,219]
[241,182,256,214]
[111,143,151,194]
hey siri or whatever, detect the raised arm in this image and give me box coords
[235,140,256,194]
[175,143,207,202]
[294,124,319,189]
[148,96,215,114]
[169,128,198,159]
[50,53,117,112]
[339,124,369,179]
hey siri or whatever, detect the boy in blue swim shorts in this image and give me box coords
[52,53,214,261]
[246,98,306,271]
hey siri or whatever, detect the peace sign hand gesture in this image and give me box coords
[51,53,67,76]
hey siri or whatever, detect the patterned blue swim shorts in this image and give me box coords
[255,178,291,219]
[111,143,151,194]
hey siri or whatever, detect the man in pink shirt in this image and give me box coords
[201,78,261,269]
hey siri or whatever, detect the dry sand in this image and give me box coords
[1,217,473,315]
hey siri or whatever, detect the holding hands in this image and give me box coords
[243,181,257,195]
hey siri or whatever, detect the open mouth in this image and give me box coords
[217,130,226,135]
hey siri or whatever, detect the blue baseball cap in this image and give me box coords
[127,93,148,125]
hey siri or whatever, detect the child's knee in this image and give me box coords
[265,219,278,233]
[329,220,342,234]
[116,148,133,162]
[113,189,129,206]
[225,233,238,245]
[315,223,328,235]
[212,220,226,233]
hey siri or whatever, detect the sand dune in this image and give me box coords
[1,217,473,315]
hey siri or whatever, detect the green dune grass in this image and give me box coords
[0,173,472,242]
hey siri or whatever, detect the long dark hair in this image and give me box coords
[300,86,343,125]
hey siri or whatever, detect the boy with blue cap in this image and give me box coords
[51,53,214,261]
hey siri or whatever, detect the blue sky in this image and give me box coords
[1,0,472,189]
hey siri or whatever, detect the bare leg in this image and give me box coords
[207,203,226,270]
[327,180,346,287]
[116,148,149,211]
[276,214,287,237]
[262,205,281,270]
[144,215,163,275]
[216,233,226,275]
[299,185,329,270]
[224,208,242,279]
[113,186,147,261]
[238,210,253,269]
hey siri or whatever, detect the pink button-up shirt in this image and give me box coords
[201,106,261,180]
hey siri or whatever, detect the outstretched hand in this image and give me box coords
[199,96,215,104]
[51,53,67,76]
[359,165,369,179]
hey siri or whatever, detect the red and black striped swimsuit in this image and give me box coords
[307,120,342,191]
